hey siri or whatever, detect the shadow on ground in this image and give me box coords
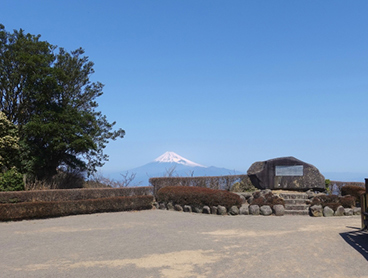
[340,226,368,261]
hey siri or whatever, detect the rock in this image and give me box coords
[306,190,315,199]
[247,156,325,191]
[334,206,344,216]
[248,196,254,204]
[260,205,272,216]
[167,202,174,211]
[323,206,334,217]
[239,204,249,215]
[273,204,285,216]
[229,206,239,215]
[153,202,159,209]
[203,206,211,214]
[239,195,247,204]
[174,204,183,212]
[240,192,253,199]
[211,206,218,215]
[217,205,227,215]
[310,205,323,217]
[344,208,353,216]
[183,205,192,213]
[353,207,361,215]
[159,203,167,210]
[249,205,260,215]
[192,206,203,213]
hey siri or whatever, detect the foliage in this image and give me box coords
[250,192,285,208]
[310,194,356,210]
[0,111,20,171]
[325,179,331,194]
[150,175,248,196]
[0,25,124,180]
[0,168,24,191]
[0,187,153,204]
[85,171,141,188]
[0,195,153,221]
[341,185,365,201]
[231,176,257,192]
[156,186,242,209]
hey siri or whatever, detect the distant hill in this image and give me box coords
[126,151,242,186]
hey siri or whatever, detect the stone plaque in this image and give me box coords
[275,165,303,176]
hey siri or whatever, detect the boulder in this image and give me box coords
[167,202,174,211]
[260,205,272,216]
[334,206,344,216]
[211,206,218,215]
[353,207,361,215]
[229,206,239,215]
[239,204,249,215]
[247,156,325,191]
[344,208,354,216]
[310,205,323,217]
[174,204,183,212]
[249,205,260,215]
[159,203,167,210]
[323,206,334,217]
[273,204,285,216]
[203,206,211,214]
[217,205,227,215]
[183,205,192,213]
[192,206,203,213]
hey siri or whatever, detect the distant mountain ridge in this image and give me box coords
[128,151,242,186]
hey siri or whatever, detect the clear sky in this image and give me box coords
[1,1,367,180]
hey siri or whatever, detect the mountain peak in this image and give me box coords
[154,151,206,168]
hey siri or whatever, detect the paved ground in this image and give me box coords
[1,210,368,278]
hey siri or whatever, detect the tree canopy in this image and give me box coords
[0,24,125,180]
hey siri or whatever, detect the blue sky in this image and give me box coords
[2,1,368,180]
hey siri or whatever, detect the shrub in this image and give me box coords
[341,185,365,201]
[150,175,248,196]
[339,195,356,208]
[156,186,242,209]
[0,187,153,204]
[0,168,24,191]
[310,194,356,210]
[0,195,154,221]
[250,192,285,208]
[231,176,257,192]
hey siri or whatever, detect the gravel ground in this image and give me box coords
[0,210,367,278]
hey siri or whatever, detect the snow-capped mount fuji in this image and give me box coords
[154,151,206,167]
[126,151,242,186]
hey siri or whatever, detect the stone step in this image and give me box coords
[279,193,308,200]
[285,204,309,210]
[284,210,310,216]
[284,199,309,205]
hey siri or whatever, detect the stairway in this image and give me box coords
[279,192,310,216]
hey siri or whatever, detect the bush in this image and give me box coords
[341,185,365,201]
[0,187,153,204]
[339,195,356,208]
[0,168,24,191]
[0,195,154,221]
[150,175,248,196]
[250,192,285,208]
[156,186,242,209]
[311,194,356,210]
[231,176,257,192]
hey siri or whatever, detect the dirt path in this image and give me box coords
[0,210,367,277]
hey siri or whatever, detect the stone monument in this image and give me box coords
[247,156,325,191]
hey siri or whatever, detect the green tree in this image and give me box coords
[0,111,20,171]
[0,25,125,180]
